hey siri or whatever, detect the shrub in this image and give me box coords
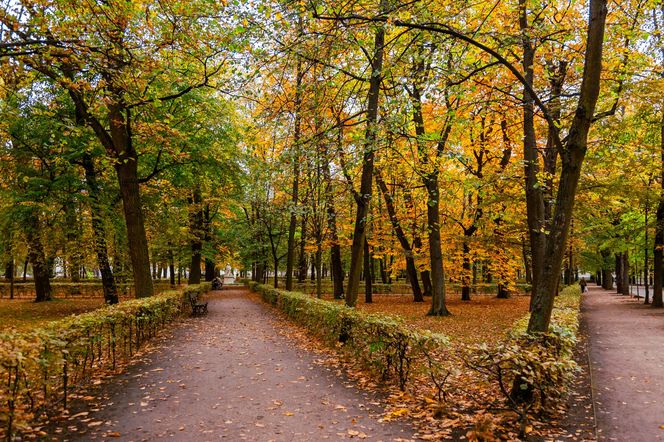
[247,282,583,436]
[466,285,582,434]
[247,283,450,391]
[0,283,210,439]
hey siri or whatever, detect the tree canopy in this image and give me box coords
[1,0,662,333]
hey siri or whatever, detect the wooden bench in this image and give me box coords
[187,291,208,316]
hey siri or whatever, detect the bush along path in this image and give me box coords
[583,284,664,441]
[53,287,416,441]
[248,282,586,440]
[0,283,212,439]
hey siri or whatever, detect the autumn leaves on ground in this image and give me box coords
[2,284,583,441]
[2,0,662,439]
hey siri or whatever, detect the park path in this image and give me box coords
[60,287,415,441]
[583,284,664,441]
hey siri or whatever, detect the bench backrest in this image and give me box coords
[187,291,199,306]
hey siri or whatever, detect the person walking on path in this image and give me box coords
[579,277,587,293]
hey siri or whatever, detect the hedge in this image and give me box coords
[247,281,584,435]
[0,281,178,300]
[466,284,583,431]
[247,281,449,390]
[0,282,211,439]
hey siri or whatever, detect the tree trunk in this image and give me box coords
[379,256,388,284]
[645,204,650,304]
[522,236,532,285]
[64,201,82,283]
[82,153,118,304]
[315,246,323,299]
[322,131,344,299]
[426,174,450,316]
[3,235,13,281]
[115,154,153,297]
[110,105,153,298]
[364,238,373,304]
[205,258,215,282]
[461,239,472,301]
[168,249,176,286]
[622,251,630,295]
[654,111,664,307]
[4,258,13,281]
[519,0,546,311]
[406,40,452,316]
[615,253,624,294]
[188,186,203,285]
[421,270,432,297]
[22,256,28,282]
[297,214,308,283]
[375,169,423,301]
[26,214,52,302]
[526,0,608,332]
[286,45,304,292]
[345,5,385,306]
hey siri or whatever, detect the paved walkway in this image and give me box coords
[583,284,664,441]
[59,287,414,441]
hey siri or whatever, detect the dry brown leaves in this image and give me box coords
[0,298,105,331]
[247,288,588,441]
[348,293,531,344]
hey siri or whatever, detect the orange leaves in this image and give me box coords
[353,293,531,345]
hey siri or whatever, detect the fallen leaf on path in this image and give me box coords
[69,412,89,419]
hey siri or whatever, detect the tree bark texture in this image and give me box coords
[188,186,203,285]
[82,153,118,304]
[110,106,154,297]
[345,11,385,307]
[520,0,546,311]
[286,51,304,292]
[322,140,344,299]
[375,169,423,302]
[205,258,215,282]
[168,249,176,286]
[26,214,52,302]
[621,251,630,296]
[527,0,608,332]
[364,238,373,304]
[654,111,664,307]
[297,214,308,283]
[615,253,624,294]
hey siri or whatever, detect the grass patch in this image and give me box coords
[0,298,105,331]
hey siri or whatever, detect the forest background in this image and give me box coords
[0,0,662,335]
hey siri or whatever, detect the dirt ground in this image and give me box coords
[583,284,664,441]
[54,287,415,441]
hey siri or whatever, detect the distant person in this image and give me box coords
[212,276,223,290]
[579,278,587,293]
